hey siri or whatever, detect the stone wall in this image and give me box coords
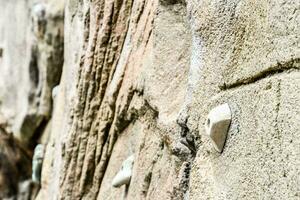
[0,0,299,199]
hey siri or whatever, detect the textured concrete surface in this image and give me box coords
[187,0,300,88]
[0,0,299,199]
[21,0,300,198]
[191,72,300,200]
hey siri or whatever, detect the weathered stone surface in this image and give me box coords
[37,0,194,199]
[187,0,300,88]
[148,0,190,123]
[38,0,300,199]
[0,0,299,199]
[0,0,64,144]
[191,72,300,200]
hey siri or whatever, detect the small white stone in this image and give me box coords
[112,155,134,187]
[204,103,232,153]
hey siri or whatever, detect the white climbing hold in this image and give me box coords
[32,3,46,18]
[31,3,46,39]
[52,85,60,100]
[112,155,134,188]
[32,144,45,183]
[204,103,232,153]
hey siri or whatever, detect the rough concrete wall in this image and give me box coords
[184,0,300,199]
[0,0,299,199]
[0,0,64,145]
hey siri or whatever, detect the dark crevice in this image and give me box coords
[29,48,39,89]
[142,171,152,197]
[28,118,48,150]
[160,0,186,6]
[175,112,196,199]
[0,131,32,199]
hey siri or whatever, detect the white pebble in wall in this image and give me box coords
[204,103,232,153]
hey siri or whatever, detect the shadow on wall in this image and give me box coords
[0,127,39,199]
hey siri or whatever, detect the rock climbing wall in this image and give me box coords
[0,0,299,199]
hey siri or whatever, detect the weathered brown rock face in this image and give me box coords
[36,0,195,199]
[0,0,299,199]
